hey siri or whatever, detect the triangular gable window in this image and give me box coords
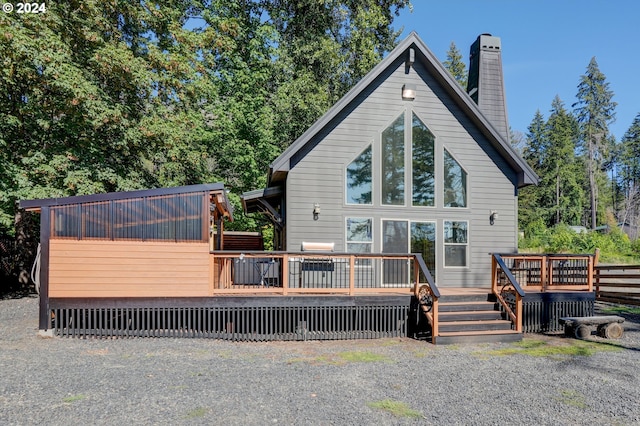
[346,144,372,205]
[444,149,467,208]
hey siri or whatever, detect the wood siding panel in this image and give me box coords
[285,58,519,287]
[49,240,210,297]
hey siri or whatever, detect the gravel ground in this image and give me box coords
[1,296,640,425]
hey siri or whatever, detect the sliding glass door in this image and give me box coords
[382,220,436,286]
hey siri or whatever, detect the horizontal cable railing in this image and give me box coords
[210,251,437,296]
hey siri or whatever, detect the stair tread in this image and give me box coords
[438,319,512,326]
[438,329,521,337]
[439,310,501,316]
[439,301,494,306]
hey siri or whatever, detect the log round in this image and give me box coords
[573,324,591,340]
[598,322,624,339]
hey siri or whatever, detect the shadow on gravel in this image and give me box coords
[0,290,36,300]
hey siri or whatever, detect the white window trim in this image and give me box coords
[345,216,373,268]
[410,110,437,209]
[443,219,470,269]
[344,143,374,206]
[443,146,470,210]
[380,110,408,208]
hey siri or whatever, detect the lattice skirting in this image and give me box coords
[506,292,595,333]
[48,296,411,341]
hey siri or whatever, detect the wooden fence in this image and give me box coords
[595,264,640,306]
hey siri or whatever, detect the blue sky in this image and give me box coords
[393,0,638,141]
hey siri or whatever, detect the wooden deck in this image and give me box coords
[42,249,599,343]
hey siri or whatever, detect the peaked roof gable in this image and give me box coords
[269,32,538,188]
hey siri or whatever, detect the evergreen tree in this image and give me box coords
[620,113,640,228]
[523,110,546,170]
[621,113,640,190]
[545,96,583,225]
[519,111,548,232]
[443,41,467,88]
[572,57,617,228]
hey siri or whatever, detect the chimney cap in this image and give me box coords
[476,34,501,51]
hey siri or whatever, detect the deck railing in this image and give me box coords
[211,251,441,338]
[412,253,440,337]
[491,253,597,332]
[210,251,439,296]
[491,254,525,332]
[493,253,595,292]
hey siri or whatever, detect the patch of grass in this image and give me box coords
[185,407,208,419]
[412,349,434,358]
[287,354,337,365]
[601,305,640,315]
[338,351,391,363]
[63,394,85,403]
[367,399,423,419]
[478,337,621,358]
[556,390,588,409]
[288,351,391,365]
[378,339,403,347]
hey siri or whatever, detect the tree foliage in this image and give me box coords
[443,41,467,88]
[573,57,617,229]
[0,0,409,236]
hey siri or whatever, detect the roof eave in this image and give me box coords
[409,37,539,188]
[19,183,228,211]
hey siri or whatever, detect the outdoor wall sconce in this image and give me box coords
[313,203,321,221]
[402,83,416,100]
[490,210,499,226]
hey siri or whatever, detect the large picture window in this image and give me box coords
[381,113,405,205]
[412,113,435,206]
[444,220,468,267]
[444,149,467,208]
[346,145,372,205]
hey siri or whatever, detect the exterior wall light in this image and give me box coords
[490,210,499,225]
[402,84,416,100]
[313,203,321,221]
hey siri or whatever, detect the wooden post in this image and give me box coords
[431,299,439,339]
[587,255,594,293]
[282,254,289,295]
[38,207,51,331]
[349,255,355,296]
[491,255,497,294]
[541,255,548,291]
[515,293,523,332]
[208,253,215,294]
[413,256,420,289]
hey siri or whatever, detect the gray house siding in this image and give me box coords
[283,57,518,287]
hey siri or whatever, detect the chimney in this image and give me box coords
[467,34,509,143]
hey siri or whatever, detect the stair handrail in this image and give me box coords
[413,253,440,337]
[492,253,524,332]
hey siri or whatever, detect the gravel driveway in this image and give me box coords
[1,296,639,425]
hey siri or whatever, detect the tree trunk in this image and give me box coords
[556,169,561,224]
[589,134,597,229]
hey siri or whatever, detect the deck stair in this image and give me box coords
[432,291,522,345]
